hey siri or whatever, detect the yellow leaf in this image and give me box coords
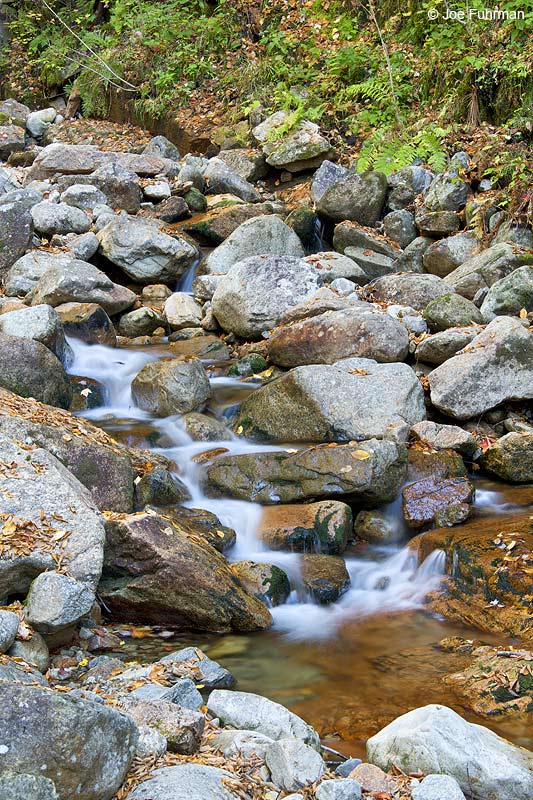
[236,426,243,435]
[520,308,528,318]
[351,449,370,460]
[78,658,88,667]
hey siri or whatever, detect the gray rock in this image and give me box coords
[382,209,417,249]
[429,317,533,419]
[212,255,321,338]
[126,764,240,800]
[253,112,333,172]
[29,260,136,314]
[317,171,387,225]
[118,696,203,754]
[424,171,470,212]
[0,98,31,127]
[0,436,105,598]
[136,466,190,507]
[207,689,321,749]
[335,758,363,777]
[29,143,174,181]
[143,181,171,202]
[444,243,533,299]
[57,301,117,346]
[4,251,79,297]
[217,149,267,182]
[310,160,351,204]
[0,773,58,800]
[394,236,433,273]
[212,728,274,760]
[26,108,56,138]
[178,163,205,191]
[204,158,260,202]
[160,647,236,690]
[493,220,533,248]
[26,572,94,634]
[0,658,48,685]
[143,135,180,161]
[136,725,167,758]
[480,432,533,483]
[164,292,203,329]
[0,304,72,366]
[0,334,72,408]
[332,221,400,258]
[90,161,143,213]
[131,357,210,416]
[367,704,533,800]
[64,231,100,260]
[181,412,231,441]
[265,738,325,791]
[412,773,466,800]
[367,273,452,310]
[316,778,362,800]
[423,293,484,331]
[0,611,19,653]
[31,201,91,236]
[61,183,107,210]
[414,208,461,237]
[410,421,478,458]
[304,251,366,283]
[204,215,304,274]
[0,166,20,195]
[117,307,166,338]
[423,231,479,277]
[0,682,137,800]
[98,215,198,284]
[8,633,50,673]
[0,124,25,158]
[344,246,395,281]
[0,201,33,277]
[415,327,478,365]
[267,307,409,366]
[235,361,424,442]
[480,265,533,320]
[131,677,203,710]
[0,187,42,211]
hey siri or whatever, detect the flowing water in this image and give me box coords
[67,334,533,758]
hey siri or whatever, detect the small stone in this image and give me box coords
[412,773,466,800]
[335,758,362,777]
[0,610,19,654]
[316,778,362,800]
[265,738,325,791]
[136,725,168,758]
[349,763,396,795]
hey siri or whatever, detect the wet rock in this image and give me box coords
[0,682,138,800]
[164,292,203,330]
[480,265,533,320]
[168,334,231,361]
[231,561,291,606]
[57,301,117,345]
[444,243,533,300]
[131,357,210,416]
[410,421,478,459]
[310,160,351,204]
[25,571,94,634]
[118,306,166,338]
[31,201,91,236]
[367,703,533,800]
[423,232,479,278]
[208,689,321,748]
[0,611,19,653]
[317,171,387,225]
[366,273,452,310]
[253,112,333,172]
[212,255,321,338]
[407,448,467,483]
[0,334,72,408]
[203,215,304,274]
[349,763,396,795]
[235,362,424,442]
[29,260,136,315]
[0,773,58,800]
[100,511,272,631]
[205,439,406,505]
[204,158,260,202]
[126,764,241,800]
[267,307,409,366]
[316,778,362,800]
[415,327,478,365]
[480,432,533,482]
[423,293,484,331]
[181,412,231,442]
[118,696,204,754]
[0,304,72,367]
[412,773,466,800]
[98,215,199,285]
[301,554,350,603]
[184,202,279,245]
[354,509,402,544]
[266,738,325,790]
[259,501,351,554]
[160,646,236,690]
[402,477,474,529]
[161,507,236,553]
[428,317,533,419]
[0,200,33,277]
[136,465,190,506]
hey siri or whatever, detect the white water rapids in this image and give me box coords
[68,336,447,640]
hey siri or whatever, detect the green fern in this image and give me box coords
[357,124,450,175]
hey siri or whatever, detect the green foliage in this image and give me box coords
[357,124,451,175]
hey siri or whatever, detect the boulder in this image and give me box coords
[143,135,180,161]
[253,112,333,172]
[0,610,19,653]
[136,466,190,507]
[259,500,351,554]
[0,200,33,276]
[366,273,452,310]
[97,216,199,284]
[207,689,321,749]
[0,304,72,366]
[428,317,533,419]
[367,704,533,800]
[0,682,137,800]
[64,230,100,260]
[204,158,260,202]
[28,143,174,181]
[89,161,143,213]
[354,509,401,544]
[480,265,533,320]
[203,215,304,275]
[412,774,466,800]
[126,764,241,800]
[480,432,533,482]
[301,554,350,603]
[402,477,474,529]
[235,361,425,442]
[415,327,478,365]
[265,738,325,790]
[0,124,25,158]
[217,148,267,182]
[0,334,71,408]
[310,160,351,204]
[316,171,387,225]
[205,439,406,505]
[4,251,80,297]
[211,255,321,338]
[304,251,367,283]
[424,172,470,212]
[156,195,191,222]
[130,677,203,711]
[0,773,58,800]
[343,246,395,281]
[423,232,479,277]
[118,306,166,338]
[394,236,433,273]
[100,511,272,631]
[332,221,401,259]
[410,421,478,459]
[164,293,203,330]
[382,209,417,249]
[423,293,484,331]
[131,358,210,416]
[0,98,31,128]
[26,108,56,138]
[29,260,136,314]
[181,412,231,442]
[230,561,291,606]
[266,307,409,366]
[25,571,95,634]
[118,697,203,754]
[61,183,107,210]
[31,201,91,236]
[184,201,279,245]
[414,208,461,237]
[0,435,104,601]
[56,301,117,346]
[443,243,533,299]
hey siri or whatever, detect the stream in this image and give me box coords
[67,329,533,759]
